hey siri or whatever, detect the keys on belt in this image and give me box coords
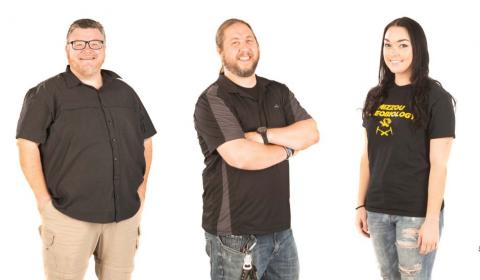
[240,240,257,280]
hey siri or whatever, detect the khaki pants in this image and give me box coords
[39,201,142,280]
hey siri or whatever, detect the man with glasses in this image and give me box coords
[16,18,155,280]
[194,18,319,279]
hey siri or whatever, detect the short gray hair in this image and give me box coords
[66,18,105,42]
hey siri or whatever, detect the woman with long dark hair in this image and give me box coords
[355,17,455,279]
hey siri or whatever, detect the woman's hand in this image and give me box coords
[356,207,370,238]
[417,218,440,255]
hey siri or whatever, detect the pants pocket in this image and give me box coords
[39,225,57,271]
[135,226,141,251]
[205,238,212,257]
[218,234,256,254]
[216,235,257,279]
[39,225,55,249]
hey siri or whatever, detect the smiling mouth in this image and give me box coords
[238,55,251,62]
[237,50,254,62]
[80,57,96,61]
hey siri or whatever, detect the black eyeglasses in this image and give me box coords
[68,40,104,50]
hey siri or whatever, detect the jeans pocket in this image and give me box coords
[205,238,212,257]
[216,235,257,279]
[218,234,256,255]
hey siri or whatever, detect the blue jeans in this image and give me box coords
[367,211,444,280]
[205,229,299,280]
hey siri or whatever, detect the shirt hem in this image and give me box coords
[204,224,291,236]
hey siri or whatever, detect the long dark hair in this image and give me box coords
[362,17,440,128]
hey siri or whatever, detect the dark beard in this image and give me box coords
[222,57,259,77]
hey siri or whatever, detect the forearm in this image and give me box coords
[17,139,50,201]
[425,137,453,220]
[218,139,287,170]
[425,164,447,220]
[357,152,370,206]
[357,130,370,206]
[138,138,152,198]
[235,141,287,170]
[267,118,319,150]
[143,138,153,185]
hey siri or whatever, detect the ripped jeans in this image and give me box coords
[367,211,444,280]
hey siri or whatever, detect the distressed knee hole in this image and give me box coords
[399,263,422,276]
[396,240,418,249]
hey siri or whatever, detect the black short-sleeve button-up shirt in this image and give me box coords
[17,66,156,223]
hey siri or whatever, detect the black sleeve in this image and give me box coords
[428,91,455,139]
[135,94,157,139]
[16,86,54,144]
[283,88,311,125]
[194,87,244,153]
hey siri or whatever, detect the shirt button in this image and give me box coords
[114,157,118,161]
[112,138,117,142]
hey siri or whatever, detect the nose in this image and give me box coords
[238,41,250,50]
[389,46,400,57]
[80,47,96,54]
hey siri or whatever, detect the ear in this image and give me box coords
[216,46,222,55]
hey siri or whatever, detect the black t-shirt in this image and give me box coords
[194,75,311,235]
[235,83,260,100]
[363,82,455,217]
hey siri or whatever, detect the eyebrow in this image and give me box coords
[384,38,410,43]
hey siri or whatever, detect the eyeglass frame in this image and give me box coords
[68,40,105,50]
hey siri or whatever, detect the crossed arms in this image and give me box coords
[217,118,319,170]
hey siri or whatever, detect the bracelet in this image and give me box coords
[283,146,290,160]
[283,146,294,160]
[286,147,294,158]
[355,205,365,210]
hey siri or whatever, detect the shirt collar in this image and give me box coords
[63,65,121,88]
[217,74,269,100]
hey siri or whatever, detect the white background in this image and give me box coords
[1,0,479,279]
